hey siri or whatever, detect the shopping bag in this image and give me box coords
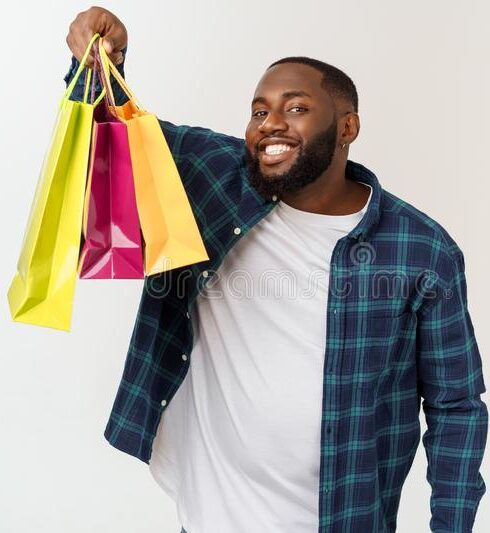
[78,53,144,279]
[97,38,209,276]
[7,33,105,331]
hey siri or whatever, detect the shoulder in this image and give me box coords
[380,186,463,263]
[376,186,466,300]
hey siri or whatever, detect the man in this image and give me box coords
[65,7,487,533]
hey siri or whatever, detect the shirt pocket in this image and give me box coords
[361,310,414,374]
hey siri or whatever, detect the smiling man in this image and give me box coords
[65,7,487,533]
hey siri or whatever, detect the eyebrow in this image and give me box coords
[251,90,312,107]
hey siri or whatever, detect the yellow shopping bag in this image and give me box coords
[97,38,209,276]
[7,34,105,331]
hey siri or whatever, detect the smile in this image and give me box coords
[258,144,299,165]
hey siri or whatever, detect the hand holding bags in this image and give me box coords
[96,38,209,275]
[8,34,105,331]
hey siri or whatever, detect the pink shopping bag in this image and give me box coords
[78,62,144,279]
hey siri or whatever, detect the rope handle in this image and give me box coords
[62,33,106,107]
[96,37,144,110]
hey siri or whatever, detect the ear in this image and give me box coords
[340,112,360,145]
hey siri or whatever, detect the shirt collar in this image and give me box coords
[241,157,383,242]
[344,159,383,242]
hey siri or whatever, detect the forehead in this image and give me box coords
[252,63,330,104]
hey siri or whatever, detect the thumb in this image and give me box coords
[102,37,114,55]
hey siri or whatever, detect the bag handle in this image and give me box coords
[83,68,91,103]
[95,38,116,108]
[91,37,120,119]
[62,33,106,106]
[81,66,103,106]
[97,37,144,110]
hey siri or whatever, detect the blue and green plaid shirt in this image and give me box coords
[65,52,487,532]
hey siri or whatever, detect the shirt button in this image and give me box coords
[186,311,190,319]
[333,308,337,315]
[233,227,241,235]
[182,354,188,361]
[202,270,209,278]
[271,194,278,202]
[161,399,167,407]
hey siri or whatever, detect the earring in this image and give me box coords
[341,143,347,150]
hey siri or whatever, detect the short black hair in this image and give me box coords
[267,56,358,113]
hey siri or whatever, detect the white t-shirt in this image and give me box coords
[149,182,373,533]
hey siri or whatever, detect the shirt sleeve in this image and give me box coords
[63,45,129,105]
[157,119,245,167]
[416,245,488,532]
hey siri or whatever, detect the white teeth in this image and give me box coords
[264,144,293,155]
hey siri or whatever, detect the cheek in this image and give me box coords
[294,121,314,138]
[245,124,258,150]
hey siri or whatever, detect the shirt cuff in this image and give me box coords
[63,45,128,105]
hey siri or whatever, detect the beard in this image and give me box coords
[244,120,338,200]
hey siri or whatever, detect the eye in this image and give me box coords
[251,106,308,118]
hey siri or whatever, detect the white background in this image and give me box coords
[1,1,489,531]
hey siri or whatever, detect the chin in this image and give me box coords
[260,160,294,175]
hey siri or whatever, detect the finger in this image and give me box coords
[85,53,95,69]
[70,28,96,64]
[74,42,95,68]
[103,20,127,53]
[108,52,123,65]
[67,30,84,62]
[70,40,85,64]
[75,36,95,66]
[102,37,114,55]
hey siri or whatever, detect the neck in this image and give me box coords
[280,157,368,215]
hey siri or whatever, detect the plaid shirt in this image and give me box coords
[65,53,488,532]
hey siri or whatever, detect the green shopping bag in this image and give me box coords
[8,33,105,331]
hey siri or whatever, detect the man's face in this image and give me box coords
[245,63,339,199]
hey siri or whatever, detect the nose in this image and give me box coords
[258,110,288,135]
